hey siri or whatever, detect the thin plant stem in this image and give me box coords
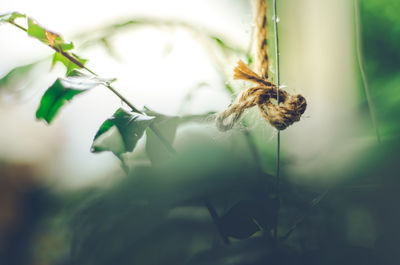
[354,0,380,143]
[9,21,96,75]
[8,19,176,154]
[75,18,248,57]
[204,199,230,245]
[282,189,329,241]
[273,0,281,243]
[10,16,261,172]
[6,18,232,245]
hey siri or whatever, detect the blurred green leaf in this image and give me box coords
[224,83,234,95]
[361,0,400,76]
[144,109,179,164]
[70,143,268,265]
[36,71,105,123]
[246,54,253,66]
[210,36,245,55]
[100,37,121,60]
[91,108,155,156]
[27,18,73,51]
[186,237,279,265]
[27,18,47,42]
[218,200,261,239]
[144,107,215,164]
[211,36,227,48]
[27,18,81,75]
[0,12,25,23]
[0,62,36,88]
[218,197,278,240]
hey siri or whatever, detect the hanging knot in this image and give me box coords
[216,60,307,131]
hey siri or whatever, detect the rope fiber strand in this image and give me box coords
[216,0,307,132]
[255,0,269,79]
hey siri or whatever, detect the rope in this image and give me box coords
[216,61,306,131]
[255,0,269,79]
[216,0,307,132]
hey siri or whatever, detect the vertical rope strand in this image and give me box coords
[354,0,381,143]
[254,0,269,79]
[273,0,281,243]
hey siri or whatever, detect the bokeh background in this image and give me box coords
[0,0,399,264]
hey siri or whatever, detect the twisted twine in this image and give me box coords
[216,61,306,131]
[255,0,269,79]
[216,0,307,131]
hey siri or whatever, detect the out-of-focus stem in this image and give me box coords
[273,0,281,243]
[354,0,380,143]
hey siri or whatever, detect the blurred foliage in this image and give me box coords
[0,62,37,98]
[0,62,36,89]
[361,0,400,76]
[0,163,58,265]
[68,143,276,265]
[359,0,400,136]
[144,109,180,165]
[6,137,397,265]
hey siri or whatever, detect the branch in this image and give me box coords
[5,15,235,245]
[7,18,176,155]
[354,0,381,143]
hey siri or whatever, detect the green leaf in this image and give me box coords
[58,40,74,51]
[0,62,36,88]
[27,18,74,51]
[210,35,245,55]
[0,12,25,23]
[27,18,47,42]
[36,71,106,123]
[52,52,87,75]
[36,79,84,124]
[68,69,116,83]
[246,54,253,66]
[25,17,83,75]
[224,83,234,95]
[91,108,155,156]
[144,108,215,164]
[211,36,227,48]
[144,109,180,164]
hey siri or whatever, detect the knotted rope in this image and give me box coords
[216,0,307,131]
[216,60,306,131]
